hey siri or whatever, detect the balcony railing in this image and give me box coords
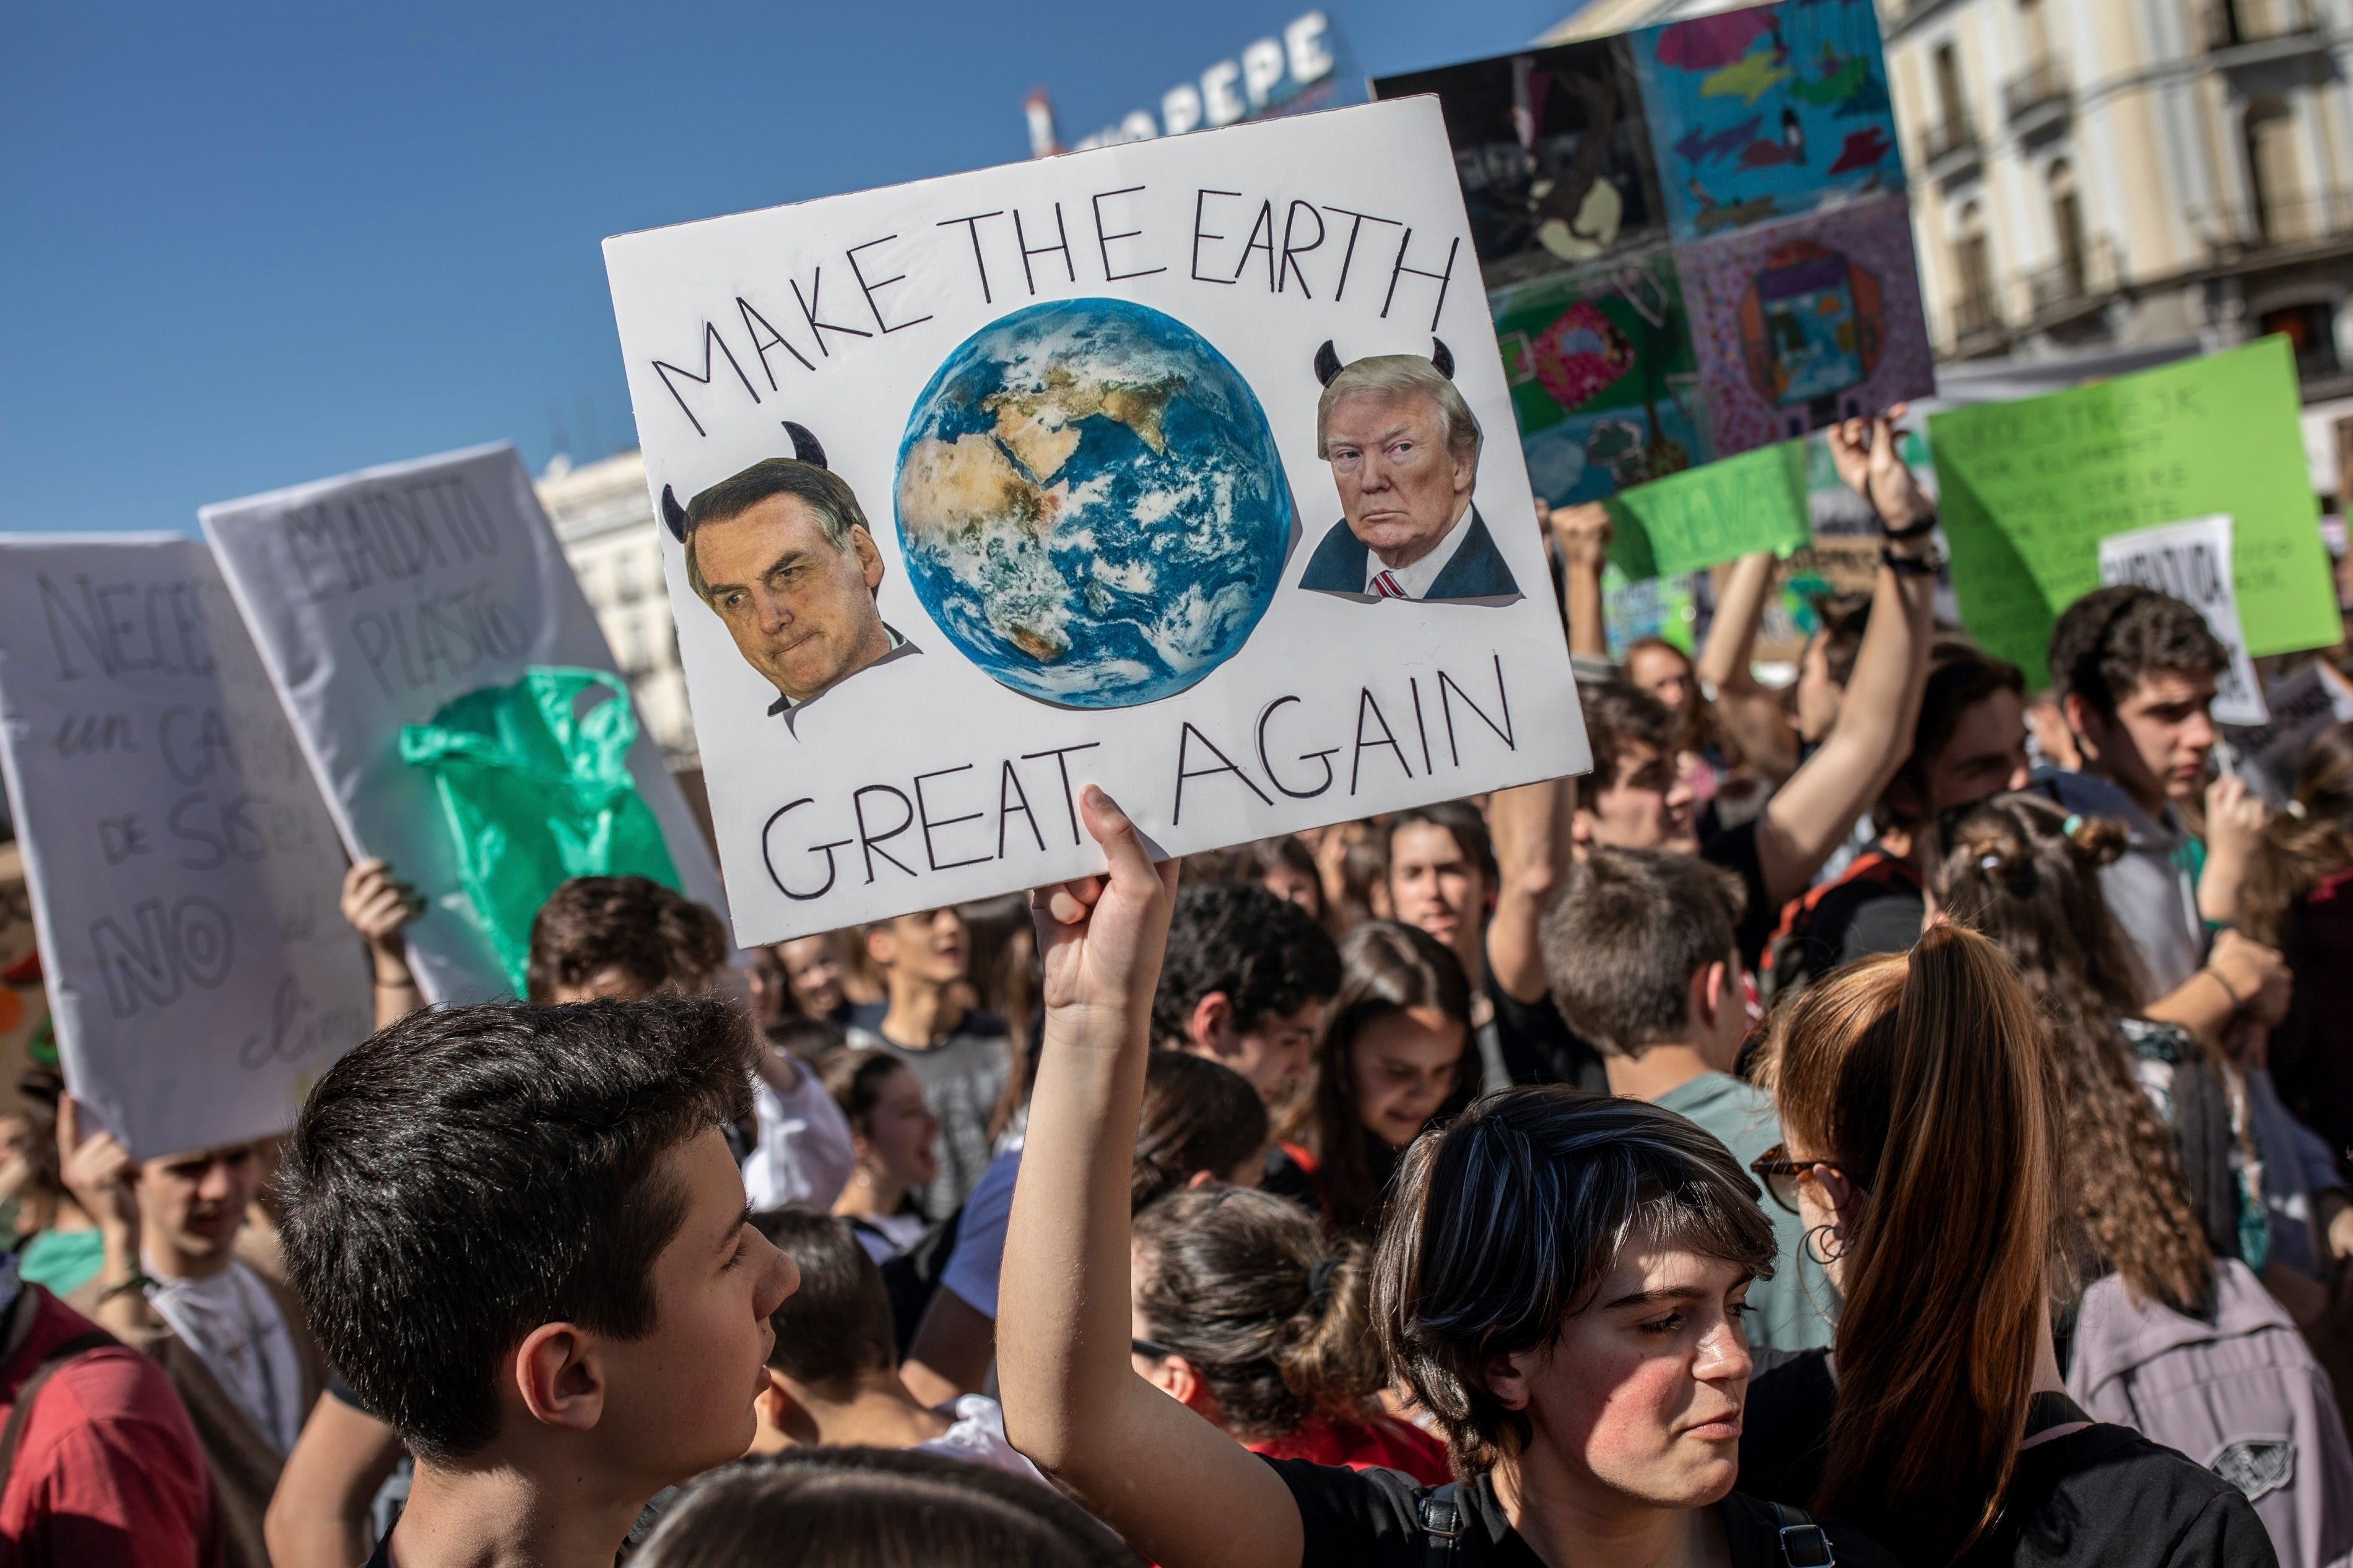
[2203,0,2321,49]
[2024,235,2121,317]
[1949,291,2006,350]
[2002,58,2071,124]
[1920,115,1980,169]
[2197,187,2353,253]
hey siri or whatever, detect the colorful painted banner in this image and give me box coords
[1376,0,1928,506]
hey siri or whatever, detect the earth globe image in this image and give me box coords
[893,298,1293,709]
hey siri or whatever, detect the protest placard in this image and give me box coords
[2097,516,2266,726]
[602,97,1588,943]
[0,537,369,1157]
[1375,0,1931,505]
[202,446,726,1002]
[2223,661,2353,804]
[1931,335,2336,686]
[1606,440,1809,579]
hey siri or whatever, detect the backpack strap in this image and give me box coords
[1418,1482,1463,1568]
[0,1319,121,1492]
[1768,1501,1836,1567]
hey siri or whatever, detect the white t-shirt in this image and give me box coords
[145,1257,305,1455]
[915,1393,1050,1486]
[846,1210,929,1263]
[745,1053,856,1212]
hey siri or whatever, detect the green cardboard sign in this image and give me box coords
[1929,336,2333,688]
[1605,440,1811,581]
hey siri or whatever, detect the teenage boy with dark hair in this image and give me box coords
[276,997,796,1568]
[526,875,730,1003]
[1150,883,1341,1107]
[1567,414,1938,973]
[1541,847,1830,1351]
[851,908,1010,1216]
[745,1208,1041,1483]
[1762,639,2032,995]
[2045,584,2287,1036]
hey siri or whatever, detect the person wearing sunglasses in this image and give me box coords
[1744,924,2274,1567]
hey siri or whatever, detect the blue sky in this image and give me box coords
[3,1,1578,534]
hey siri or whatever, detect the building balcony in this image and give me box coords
[1920,115,1981,180]
[2002,58,2071,137]
[2202,0,2323,51]
[2196,187,2353,259]
[2024,235,2121,324]
[1949,292,2007,354]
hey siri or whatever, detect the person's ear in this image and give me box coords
[851,525,885,591]
[1184,1167,1220,1192]
[1486,1348,1538,1414]
[2060,692,2103,761]
[1186,992,1235,1052]
[513,1322,606,1434]
[1570,807,1597,849]
[757,1371,820,1447]
[1811,1163,1863,1240]
[864,924,895,970]
[1686,961,1725,1037]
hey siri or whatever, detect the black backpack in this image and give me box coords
[1416,1484,1835,1567]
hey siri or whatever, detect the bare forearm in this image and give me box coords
[1695,552,1775,688]
[999,1022,1150,1472]
[1757,558,1933,905]
[2145,970,2237,1043]
[1565,563,1608,658]
[1485,781,1568,1003]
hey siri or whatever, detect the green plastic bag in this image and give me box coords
[400,667,682,994]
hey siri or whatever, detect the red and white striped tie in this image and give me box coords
[1372,571,1407,599]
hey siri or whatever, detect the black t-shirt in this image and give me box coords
[1269,1458,1901,1568]
[1708,818,1777,972]
[1739,1357,2278,1568]
[1483,949,1605,1091]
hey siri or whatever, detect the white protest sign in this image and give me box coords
[2222,661,2353,802]
[2098,514,2268,726]
[202,445,725,1003]
[602,98,1588,943]
[0,536,370,1158]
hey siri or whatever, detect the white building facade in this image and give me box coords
[533,451,700,768]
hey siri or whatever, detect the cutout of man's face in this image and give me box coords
[1323,391,1476,571]
[695,493,892,705]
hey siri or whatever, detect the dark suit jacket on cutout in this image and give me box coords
[1297,506,1520,602]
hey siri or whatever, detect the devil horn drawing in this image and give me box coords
[783,420,827,470]
[1431,338,1455,379]
[661,485,689,543]
[1313,340,1344,387]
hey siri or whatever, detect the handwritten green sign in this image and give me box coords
[1929,335,2333,688]
[1605,440,1811,581]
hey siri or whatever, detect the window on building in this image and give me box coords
[2019,0,2053,63]
[1934,42,1967,132]
[2243,96,2302,243]
[2259,301,2342,381]
[1951,202,1996,336]
[2048,160,2087,294]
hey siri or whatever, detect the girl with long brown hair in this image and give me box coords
[1264,921,1476,1235]
[1750,925,2269,1567]
[1928,794,2238,1306]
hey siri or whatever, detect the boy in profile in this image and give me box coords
[276,996,797,1568]
[746,1206,1042,1484]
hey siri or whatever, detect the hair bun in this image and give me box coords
[2062,812,2129,868]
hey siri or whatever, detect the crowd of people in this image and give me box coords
[5,405,2353,1568]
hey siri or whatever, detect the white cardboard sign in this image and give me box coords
[201,445,726,1003]
[2099,514,2269,727]
[0,536,370,1157]
[602,98,1588,942]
